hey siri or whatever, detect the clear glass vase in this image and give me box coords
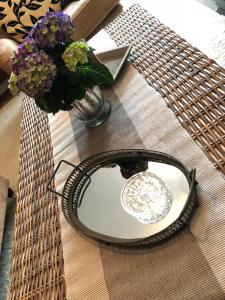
[71,86,111,128]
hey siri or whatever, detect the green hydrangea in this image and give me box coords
[62,41,89,72]
[8,73,19,95]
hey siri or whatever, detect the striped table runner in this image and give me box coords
[48,63,225,299]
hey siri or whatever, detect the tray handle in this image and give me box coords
[47,160,78,197]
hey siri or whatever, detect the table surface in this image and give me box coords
[8,2,225,300]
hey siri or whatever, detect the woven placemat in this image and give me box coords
[105,4,225,174]
[7,98,66,300]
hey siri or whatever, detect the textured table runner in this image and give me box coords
[8,4,225,300]
[49,64,225,300]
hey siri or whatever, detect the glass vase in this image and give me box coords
[71,86,111,128]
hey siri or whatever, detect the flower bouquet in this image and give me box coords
[9,12,114,117]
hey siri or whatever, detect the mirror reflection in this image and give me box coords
[77,159,189,239]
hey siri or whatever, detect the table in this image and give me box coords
[8,3,225,300]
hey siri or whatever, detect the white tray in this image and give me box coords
[95,44,131,80]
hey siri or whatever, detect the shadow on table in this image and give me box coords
[69,86,144,162]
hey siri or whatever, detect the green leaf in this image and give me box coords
[63,85,86,103]
[36,93,61,114]
[35,97,47,111]
[59,102,73,111]
[67,72,80,85]
[80,63,114,86]
[45,45,70,75]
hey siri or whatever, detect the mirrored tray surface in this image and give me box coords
[50,149,198,248]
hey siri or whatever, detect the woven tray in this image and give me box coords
[105,4,225,173]
[8,4,225,300]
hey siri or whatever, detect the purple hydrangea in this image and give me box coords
[10,51,57,98]
[12,38,38,75]
[28,12,75,48]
